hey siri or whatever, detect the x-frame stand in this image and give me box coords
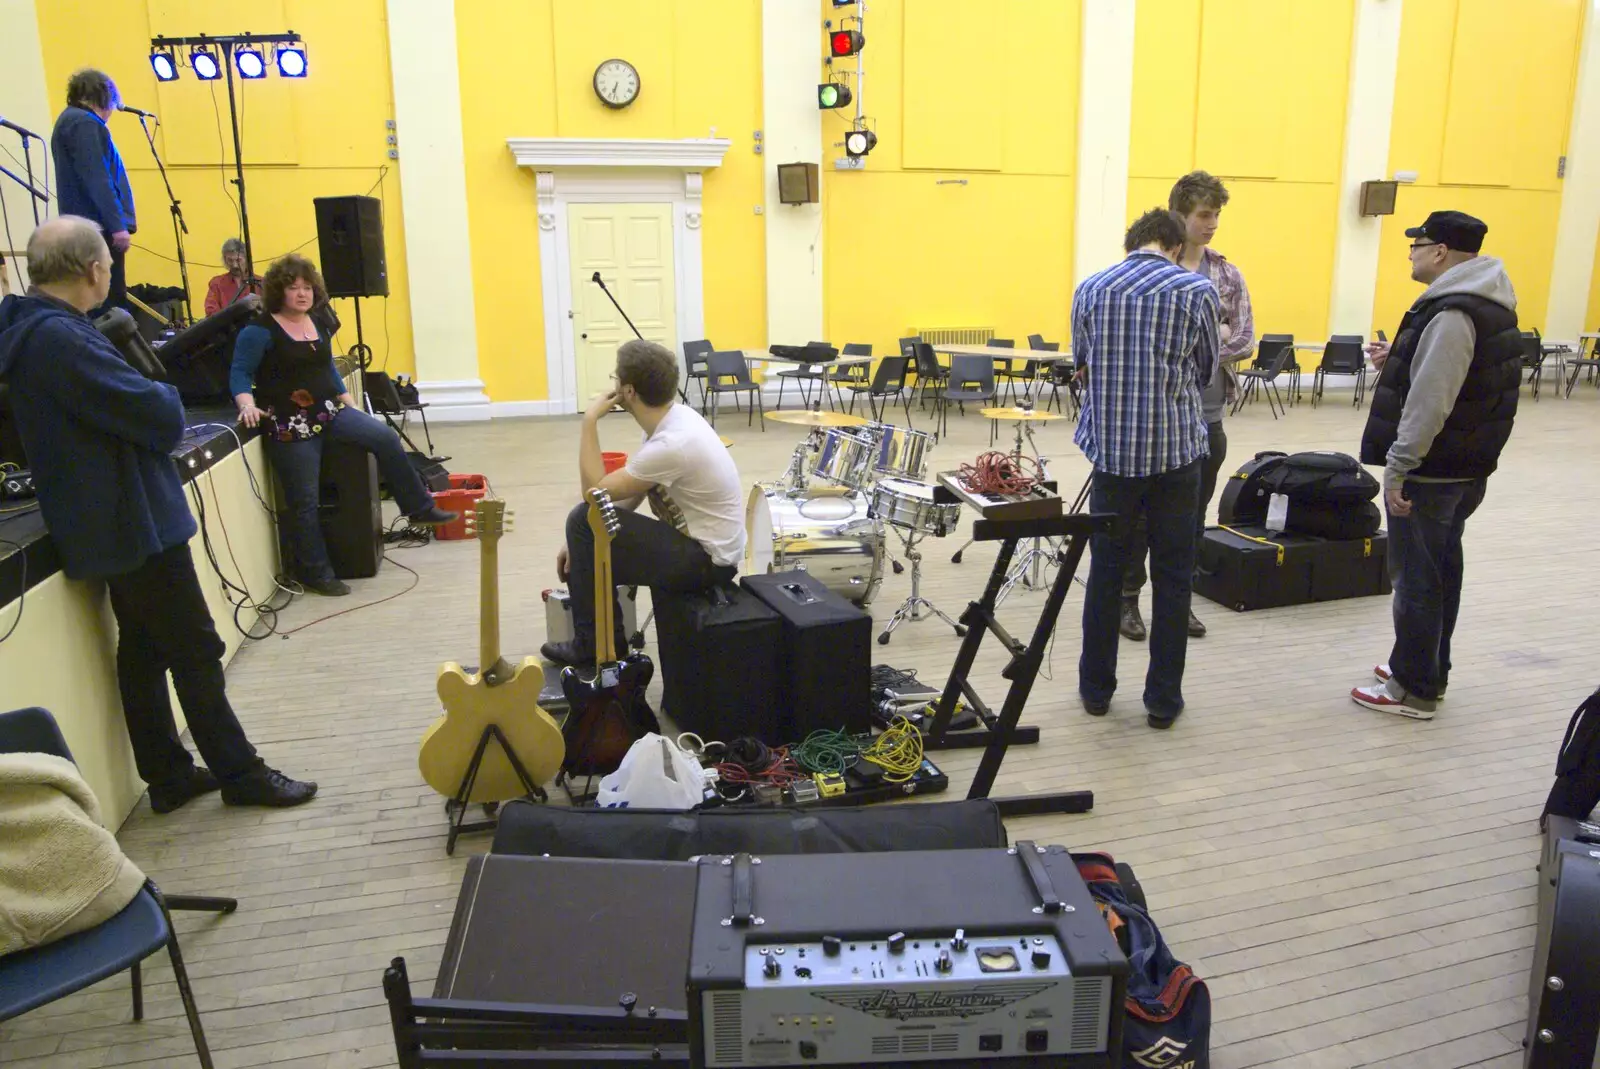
[923,509,1111,817]
[444,723,548,856]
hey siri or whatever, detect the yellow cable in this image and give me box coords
[1218,524,1285,567]
[862,715,924,783]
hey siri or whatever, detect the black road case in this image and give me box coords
[1194,524,1389,612]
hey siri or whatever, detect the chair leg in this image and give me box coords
[167,936,216,1069]
[417,407,436,455]
[163,895,238,913]
[131,959,143,1021]
[756,391,765,431]
[775,375,787,411]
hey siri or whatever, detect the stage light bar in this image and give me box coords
[191,46,221,80]
[830,30,865,57]
[844,128,877,158]
[149,48,178,82]
[235,47,266,79]
[818,82,852,110]
[276,45,307,77]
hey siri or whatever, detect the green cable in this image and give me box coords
[791,728,862,774]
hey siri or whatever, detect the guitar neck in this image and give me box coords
[594,522,616,664]
[480,537,505,677]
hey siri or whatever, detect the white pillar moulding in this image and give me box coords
[1327,0,1403,338]
[1073,0,1137,289]
[386,0,489,421]
[1545,0,1600,342]
[762,0,825,347]
[0,0,52,292]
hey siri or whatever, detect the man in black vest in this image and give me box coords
[1352,211,1521,720]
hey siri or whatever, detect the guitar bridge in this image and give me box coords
[598,665,622,688]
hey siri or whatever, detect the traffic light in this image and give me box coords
[818,82,852,110]
[844,128,877,158]
[830,30,865,57]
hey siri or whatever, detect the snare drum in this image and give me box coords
[868,478,962,537]
[744,484,885,605]
[810,428,875,490]
[865,422,935,481]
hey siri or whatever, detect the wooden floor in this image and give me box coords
[4,380,1596,1069]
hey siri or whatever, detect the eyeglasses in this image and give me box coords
[1409,240,1440,252]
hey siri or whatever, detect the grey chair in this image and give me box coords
[1312,335,1368,408]
[1520,329,1546,401]
[706,350,764,429]
[911,342,949,408]
[1565,332,1600,397]
[683,339,714,411]
[827,342,872,410]
[1234,336,1295,419]
[847,354,913,424]
[936,354,996,439]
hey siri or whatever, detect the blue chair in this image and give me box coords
[0,707,235,1069]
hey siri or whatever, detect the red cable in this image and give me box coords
[958,451,1043,494]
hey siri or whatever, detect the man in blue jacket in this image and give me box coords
[0,217,315,812]
[50,70,135,316]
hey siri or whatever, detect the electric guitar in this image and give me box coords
[419,499,565,801]
[559,487,659,777]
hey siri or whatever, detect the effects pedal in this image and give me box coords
[788,779,820,805]
[1,468,34,500]
[815,771,846,798]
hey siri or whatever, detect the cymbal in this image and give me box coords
[980,407,1065,422]
[768,409,871,428]
[720,435,733,447]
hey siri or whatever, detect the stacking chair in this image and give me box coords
[911,342,949,408]
[0,707,236,1069]
[682,339,714,411]
[1036,345,1078,415]
[936,354,996,439]
[827,342,872,410]
[847,355,913,424]
[1233,335,1295,419]
[1311,335,1368,408]
[363,370,438,456]
[705,350,764,429]
[772,339,831,411]
[1520,330,1546,401]
[1565,333,1600,397]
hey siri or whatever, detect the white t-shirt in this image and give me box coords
[625,404,745,566]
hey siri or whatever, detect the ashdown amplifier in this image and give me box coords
[688,843,1128,1068]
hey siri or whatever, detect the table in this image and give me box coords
[737,350,872,409]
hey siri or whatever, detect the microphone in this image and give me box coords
[0,115,41,140]
[119,105,157,119]
[591,271,604,285]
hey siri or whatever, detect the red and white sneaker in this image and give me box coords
[1374,664,1445,701]
[1351,679,1436,720]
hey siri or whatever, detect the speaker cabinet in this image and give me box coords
[314,195,388,298]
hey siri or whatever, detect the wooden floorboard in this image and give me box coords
[4,383,1595,1068]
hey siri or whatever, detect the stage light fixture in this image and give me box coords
[235,47,266,79]
[831,0,855,6]
[830,30,865,57]
[276,45,307,77]
[818,82,852,109]
[149,48,178,82]
[844,128,877,158]
[191,46,221,80]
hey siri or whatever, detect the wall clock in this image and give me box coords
[594,59,640,109]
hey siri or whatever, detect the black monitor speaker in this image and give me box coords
[314,195,389,298]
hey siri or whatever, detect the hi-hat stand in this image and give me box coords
[923,507,1111,817]
[876,522,967,645]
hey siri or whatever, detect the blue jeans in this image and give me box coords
[1386,478,1487,701]
[266,406,433,582]
[1080,460,1202,717]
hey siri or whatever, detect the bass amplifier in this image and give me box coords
[741,570,872,738]
[656,581,783,742]
[1523,815,1600,1066]
[688,844,1128,1067]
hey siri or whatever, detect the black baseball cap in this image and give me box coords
[1405,210,1486,254]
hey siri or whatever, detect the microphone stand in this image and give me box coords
[590,271,690,403]
[0,162,47,225]
[137,114,193,325]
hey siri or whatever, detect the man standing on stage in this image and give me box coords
[0,217,316,812]
[1120,171,1254,642]
[50,69,135,316]
[1352,211,1520,720]
[1074,208,1219,729]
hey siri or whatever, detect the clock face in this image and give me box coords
[594,59,640,109]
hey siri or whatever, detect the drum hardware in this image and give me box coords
[951,401,1064,604]
[868,479,966,645]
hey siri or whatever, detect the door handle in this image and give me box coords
[581,332,588,339]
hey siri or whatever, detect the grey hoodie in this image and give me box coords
[1385,255,1517,491]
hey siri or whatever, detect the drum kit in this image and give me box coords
[744,406,963,643]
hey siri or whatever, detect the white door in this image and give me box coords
[568,203,677,404]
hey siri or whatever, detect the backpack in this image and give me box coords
[1074,853,1211,1069]
[1543,688,1600,825]
[1256,450,1380,507]
[1218,451,1381,539]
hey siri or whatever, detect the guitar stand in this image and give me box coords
[923,510,1111,818]
[444,724,548,856]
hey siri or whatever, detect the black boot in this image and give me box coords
[1119,597,1146,641]
[1187,609,1207,638]
[409,506,459,526]
[301,576,350,597]
[149,766,220,814]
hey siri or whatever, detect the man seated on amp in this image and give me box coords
[542,339,745,667]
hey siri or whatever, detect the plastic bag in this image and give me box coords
[595,733,704,810]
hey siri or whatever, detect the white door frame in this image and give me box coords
[508,138,731,415]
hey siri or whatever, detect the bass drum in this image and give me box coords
[744,484,884,606]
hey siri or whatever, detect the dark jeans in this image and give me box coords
[1081,459,1202,717]
[1123,421,1226,596]
[1386,478,1487,701]
[104,543,261,790]
[266,406,433,583]
[564,501,726,645]
[89,243,127,319]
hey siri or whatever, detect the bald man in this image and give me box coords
[0,217,316,813]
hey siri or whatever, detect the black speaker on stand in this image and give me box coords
[313,194,387,374]
[275,440,383,582]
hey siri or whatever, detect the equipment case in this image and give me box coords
[740,570,872,737]
[1523,815,1600,1067]
[1194,524,1389,612]
[655,581,783,740]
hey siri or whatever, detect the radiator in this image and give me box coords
[908,326,995,347]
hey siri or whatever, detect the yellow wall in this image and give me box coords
[1373,0,1583,335]
[1128,0,1354,345]
[454,0,766,402]
[821,0,1080,352]
[1589,234,1600,331]
[34,0,417,375]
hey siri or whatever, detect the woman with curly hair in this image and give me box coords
[229,253,454,596]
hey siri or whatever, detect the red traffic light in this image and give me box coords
[830,30,865,57]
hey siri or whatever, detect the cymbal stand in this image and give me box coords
[877,522,967,645]
[997,418,1058,603]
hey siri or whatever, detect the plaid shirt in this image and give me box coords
[1072,251,1220,477]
